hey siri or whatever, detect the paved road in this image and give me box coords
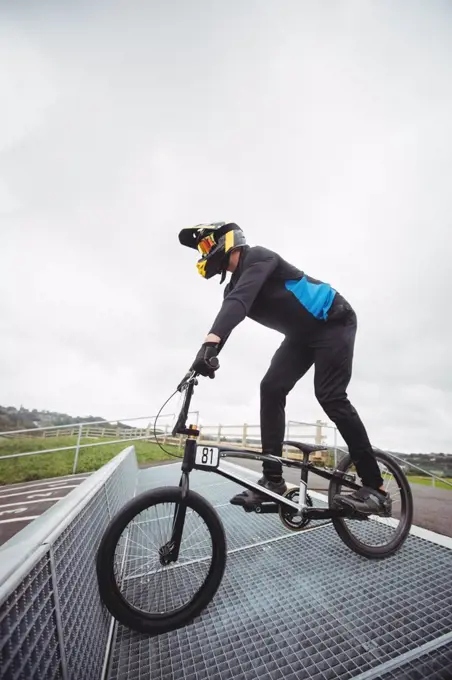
[224,456,452,538]
[0,473,90,547]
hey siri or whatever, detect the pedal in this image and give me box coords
[349,510,370,521]
[241,501,278,514]
[333,470,356,484]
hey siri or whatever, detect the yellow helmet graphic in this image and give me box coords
[179,222,246,280]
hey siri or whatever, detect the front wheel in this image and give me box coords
[96,487,227,634]
[328,449,413,559]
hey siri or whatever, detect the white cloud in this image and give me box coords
[1,0,451,452]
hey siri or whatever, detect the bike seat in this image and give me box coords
[283,441,328,455]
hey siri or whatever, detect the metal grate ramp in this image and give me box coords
[108,462,452,680]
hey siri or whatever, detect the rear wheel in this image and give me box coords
[96,487,227,634]
[328,449,413,559]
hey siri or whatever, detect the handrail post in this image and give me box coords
[333,427,338,468]
[315,419,323,446]
[284,422,290,456]
[242,423,248,447]
[72,423,83,474]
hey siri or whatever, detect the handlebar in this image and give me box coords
[208,356,219,370]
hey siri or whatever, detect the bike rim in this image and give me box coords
[112,500,214,616]
[334,454,409,550]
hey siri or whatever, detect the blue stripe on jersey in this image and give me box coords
[285,277,336,320]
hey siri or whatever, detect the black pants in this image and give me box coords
[260,301,383,489]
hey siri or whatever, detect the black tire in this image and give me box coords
[328,449,413,559]
[96,487,227,634]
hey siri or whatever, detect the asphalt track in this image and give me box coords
[0,473,90,547]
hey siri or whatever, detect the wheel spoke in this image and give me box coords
[330,452,412,554]
[112,496,215,615]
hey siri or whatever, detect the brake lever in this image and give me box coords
[177,370,198,392]
[177,353,220,392]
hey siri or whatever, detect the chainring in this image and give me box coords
[278,487,313,531]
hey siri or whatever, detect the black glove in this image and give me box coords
[191,342,220,378]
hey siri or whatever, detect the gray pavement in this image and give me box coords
[0,473,90,546]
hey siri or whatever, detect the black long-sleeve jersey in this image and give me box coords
[209,245,344,343]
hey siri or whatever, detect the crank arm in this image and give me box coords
[243,503,279,514]
[304,508,369,521]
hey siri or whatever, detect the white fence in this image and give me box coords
[0,414,342,475]
[194,419,339,455]
[1,416,451,489]
[0,412,193,440]
[0,418,337,446]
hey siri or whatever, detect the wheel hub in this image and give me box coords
[159,541,176,565]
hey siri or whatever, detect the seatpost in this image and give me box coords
[298,451,310,509]
[301,451,310,482]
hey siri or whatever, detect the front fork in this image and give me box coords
[158,473,189,565]
[159,437,196,565]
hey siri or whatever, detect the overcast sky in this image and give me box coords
[1,0,451,452]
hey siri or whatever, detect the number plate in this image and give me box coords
[195,446,220,469]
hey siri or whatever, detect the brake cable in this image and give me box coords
[152,389,184,458]
[152,368,208,458]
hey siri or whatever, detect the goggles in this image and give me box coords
[197,234,216,256]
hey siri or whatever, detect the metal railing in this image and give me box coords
[1,415,450,488]
[0,445,138,680]
[0,416,329,474]
[0,411,198,439]
[0,411,199,474]
[376,448,452,490]
[196,419,328,449]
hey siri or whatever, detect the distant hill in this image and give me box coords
[0,405,108,433]
[392,451,452,476]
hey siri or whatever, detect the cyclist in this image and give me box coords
[179,222,391,515]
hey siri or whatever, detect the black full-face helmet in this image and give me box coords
[178,222,246,282]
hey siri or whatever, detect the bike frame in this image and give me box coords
[171,372,362,521]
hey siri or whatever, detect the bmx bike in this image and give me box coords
[96,369,413,635]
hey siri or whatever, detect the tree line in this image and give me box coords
[0,405,106,433]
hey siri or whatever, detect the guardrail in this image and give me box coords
[197,419,327,447]
[0,418,330,475]
[0,445,138,680]
[1,416,450,489]
[376,448,452,490]
[0,412,199,475]
[0,412,198,438]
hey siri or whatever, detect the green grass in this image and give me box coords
[407,475,452,490]
[381,471,452,490]
[0,436,179,485]
[3,436,451,490]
